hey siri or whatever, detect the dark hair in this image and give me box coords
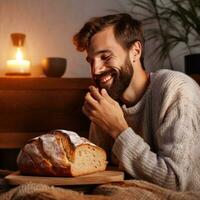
[73,13,145,68]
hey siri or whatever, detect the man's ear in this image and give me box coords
[129,41,142,63]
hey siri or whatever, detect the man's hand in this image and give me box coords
[82,86,128,139]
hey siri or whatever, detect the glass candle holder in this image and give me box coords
[6,33,31,75]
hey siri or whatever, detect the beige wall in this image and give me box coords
[0,0,186,77]
[0,0,127,77]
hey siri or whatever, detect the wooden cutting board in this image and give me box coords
[5,170,124,186]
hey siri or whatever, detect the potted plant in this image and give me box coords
[128,0,200,74]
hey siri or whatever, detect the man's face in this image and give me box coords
[86,26,133,100]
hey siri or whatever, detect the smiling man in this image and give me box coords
[73,13,200,191]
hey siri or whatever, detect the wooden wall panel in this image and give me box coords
[0,91,89,132]
[0,77,91,141]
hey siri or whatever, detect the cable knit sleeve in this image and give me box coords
[112,72,200,191]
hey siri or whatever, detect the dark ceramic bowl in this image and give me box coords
[42,57,67,77]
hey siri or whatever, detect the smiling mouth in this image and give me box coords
[97,72,115,89]
[100,74,112,83]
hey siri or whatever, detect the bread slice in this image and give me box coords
[17,130,107,177]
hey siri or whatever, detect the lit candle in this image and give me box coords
[6,48,30,74]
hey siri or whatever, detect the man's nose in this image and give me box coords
[91,60,105,75]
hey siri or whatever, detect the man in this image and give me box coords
[73,13,200,191]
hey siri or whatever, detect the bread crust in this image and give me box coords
[17,130,107,176]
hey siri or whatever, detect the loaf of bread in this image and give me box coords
[17,130,107,176]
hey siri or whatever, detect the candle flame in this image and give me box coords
[6,46,31,75]
[16,48,24,61]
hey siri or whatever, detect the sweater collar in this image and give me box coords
[122,72,154,114]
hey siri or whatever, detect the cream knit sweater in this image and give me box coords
[89,69,200,191]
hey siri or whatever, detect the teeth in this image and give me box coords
[101,75,112,83]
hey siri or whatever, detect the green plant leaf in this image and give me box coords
[128,0,200,69]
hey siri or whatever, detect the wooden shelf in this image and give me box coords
[0,77,92,90]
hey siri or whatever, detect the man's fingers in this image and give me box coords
[85,91,98,107]
[83,91,98,116]
[82,104,90,118]
[82,100,97,121]
[89,86,103,102]
[101,88,114,103]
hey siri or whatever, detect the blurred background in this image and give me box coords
[0,0,199,77]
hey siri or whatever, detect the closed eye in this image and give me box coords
[101,53,112,62]
[86,50,113,65]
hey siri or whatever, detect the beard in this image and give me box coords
[93,56,133,101]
